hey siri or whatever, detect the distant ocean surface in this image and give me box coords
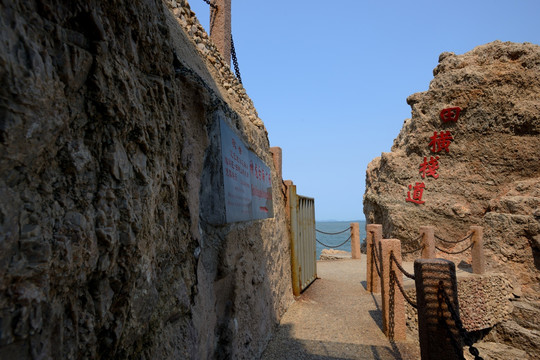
[315,220,366,260]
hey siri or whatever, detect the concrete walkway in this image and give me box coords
[261,258,421,360]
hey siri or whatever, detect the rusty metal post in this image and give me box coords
[380,239,406,340]
[415,259,463,360]
[270,147,282,180]
[366,224,382,293]
[350,222,360,259]
[210,0,231,65]
[420,226,435,259]
[470,226,485,275]
[285,181,300,296]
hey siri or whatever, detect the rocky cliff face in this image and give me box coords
[0,1,292,359]
[364,41,540,356]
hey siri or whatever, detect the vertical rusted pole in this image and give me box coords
[210,0,231,65]
[350,222,360,259]
[470,226,485,275]
[380,239,406,340]
[285,181,300,296]
[420,226,435,259]
[270,147,282,180]
[366,224,382,293]
[415,259,462,360]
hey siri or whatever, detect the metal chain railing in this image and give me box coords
[202,0,218,9]
[316,227,351,235]
[389,266,396,340]
[435,232,473,244]
[315,226,352,249]
[436,242,474,255]
[402,234,424,255]
[201,0,243,84]
[390,251,415,279]
[438,282,484,360]
[402,243,424,255]
[372,241,382,277]
[230,35,242,84]
[316,235,351,249]
[391,270,417,308]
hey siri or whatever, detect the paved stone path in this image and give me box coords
[261,258,421,360]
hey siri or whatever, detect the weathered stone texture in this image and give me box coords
[0,0,292,359]
[364,41,540,357]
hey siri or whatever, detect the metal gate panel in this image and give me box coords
[288,184,316,296]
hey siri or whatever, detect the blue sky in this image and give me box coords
[187,0,540,221]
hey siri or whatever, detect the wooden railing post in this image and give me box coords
[350,222,360,259]
[415,259,462,360]
[380,239,406,340]
[470,226,485,274]
[366,224,382,293]
[420,226,435,259]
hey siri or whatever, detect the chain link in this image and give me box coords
[391,270,417,309]
[372,242,382,277]
[202,0,218,9]
[438,282,484,360]
[231,36,242,84]
[435,232,473,244]
[316,235,351,249]
[436,241,474,255]
[390,251,415,280]
[316,227,351,235]
[402,243,424,255]
[389,260,396,340]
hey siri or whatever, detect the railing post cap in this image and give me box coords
[414,258,455,266]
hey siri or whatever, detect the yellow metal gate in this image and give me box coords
[288,184,317,296]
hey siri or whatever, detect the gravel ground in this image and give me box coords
[260,258,421,360]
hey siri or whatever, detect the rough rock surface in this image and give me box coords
[319,249,351,260]
[0,0,292,359]
[364,41,540,356]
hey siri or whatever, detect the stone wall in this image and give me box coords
[404,273,512,334]
[364,41,540,357]
[0,1,293,359]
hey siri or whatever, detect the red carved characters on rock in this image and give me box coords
[440,107,461,123]
[419,156,440,179]
[406,182,426,205]
[406,107,462,205]
[429,131,453,153]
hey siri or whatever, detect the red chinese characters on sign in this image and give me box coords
[429,131,453,153]
[406,182,426,204]
[440,107,461,123]
[419,156,440,179]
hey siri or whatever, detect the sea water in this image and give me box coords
[315,220,366,259]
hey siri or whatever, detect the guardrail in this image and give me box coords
[367,224,486,360]
[315,223,361,259]
[285,182,316,296]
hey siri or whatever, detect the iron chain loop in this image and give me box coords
[438,282,484,360]
[231,36,242,84]
[436,242,474,255]
[316,227,351,235]
[372,242,382,277]
[202,0,218,9]
[316,235,351,249]
[435,232,473,244]
[402,243,424,255]
[390,251,415,280]
[391,270,417,309]
[389,260,396,340]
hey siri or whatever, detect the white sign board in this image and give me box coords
[219,118,273,223]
